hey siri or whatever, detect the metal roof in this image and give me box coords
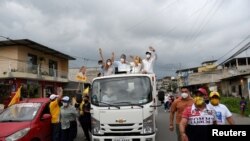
[0,39,75,60]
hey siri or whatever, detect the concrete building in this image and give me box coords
[0,39,75,107]
[176,42,250,99]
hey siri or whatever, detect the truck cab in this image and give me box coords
[90,73,158,141]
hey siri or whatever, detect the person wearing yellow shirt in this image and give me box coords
[49,87,63,141]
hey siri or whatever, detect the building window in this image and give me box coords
[238,58,246,66]
[27,53,37,73]
[49,60,58,77]
[0,83,11,108]
[21,82,40,98]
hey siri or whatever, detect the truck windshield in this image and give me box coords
[91,76,152,106]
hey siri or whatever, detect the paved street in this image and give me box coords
[74,106,250,141]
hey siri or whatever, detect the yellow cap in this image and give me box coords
[209,91,220,98]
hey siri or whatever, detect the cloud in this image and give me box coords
[0,0,250,78]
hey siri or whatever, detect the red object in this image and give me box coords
[196,88,208,96]
[0,98,51,141]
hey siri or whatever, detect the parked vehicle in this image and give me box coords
[90,73,160,141]
[0,98,51,141]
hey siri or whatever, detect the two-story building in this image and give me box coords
[176,42,250,99]
[0,39,75,107]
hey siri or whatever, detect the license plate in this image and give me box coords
[114,138,129,141]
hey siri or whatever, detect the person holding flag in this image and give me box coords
[76,66,87,82]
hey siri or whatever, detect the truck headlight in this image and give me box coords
[6,127,30,141]
[91,117,103,135]
[141,115,154,134]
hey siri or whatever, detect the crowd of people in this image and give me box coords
[45,44,248,141]
[47,87,91,141]
[98,46,157,76]
[47,84,247,141]
[45,46,158,141]
[167,87,236,141]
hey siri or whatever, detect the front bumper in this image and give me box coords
[91,133,156,141]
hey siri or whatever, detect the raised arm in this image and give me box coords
[149,46,157,61]
[111,52,115,63]
[56,87,63,101]
[99,48,105,65]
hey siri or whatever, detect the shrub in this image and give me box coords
[220,96,250,116]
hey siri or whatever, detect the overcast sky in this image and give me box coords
[0,0,250,78]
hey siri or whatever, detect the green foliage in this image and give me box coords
[220,96,250,116]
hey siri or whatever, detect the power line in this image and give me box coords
[219,39,250,65]
[216,35,250,62]
[154,0,212,46]
[187,0,224,48]
[183,0,209,41]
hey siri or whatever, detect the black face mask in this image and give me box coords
[84,99,88,102]
[75,103,80,108]
[205,99,209,104]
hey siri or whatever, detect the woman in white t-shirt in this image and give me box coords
[130,55,143,73]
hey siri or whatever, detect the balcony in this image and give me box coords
[0,61,69,82]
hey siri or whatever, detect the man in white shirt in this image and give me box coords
[142,46,157,74]
[208,91,234,125]
[114,54,130,73]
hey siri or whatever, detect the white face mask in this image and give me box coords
[146,54,151,59]
[62,102,68,107]
[181,93,188,99]
[120,58,125,63]
[107,62,111,66]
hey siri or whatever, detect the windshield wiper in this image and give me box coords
[98,101,120,109]
[114,102,144,108]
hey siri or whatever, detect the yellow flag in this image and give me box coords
[83,87,89,96]
[76,72,87,82]
[8,86,22,107]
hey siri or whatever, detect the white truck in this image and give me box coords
[90,73,159,141]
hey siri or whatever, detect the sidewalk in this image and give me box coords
[232,113,250,125]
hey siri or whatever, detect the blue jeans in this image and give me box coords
[164,101,169,110]
[51,123,61,141]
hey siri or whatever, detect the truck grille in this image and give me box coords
[108,124,135,127]
[101,123,142,135]
[110,129,133,131]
